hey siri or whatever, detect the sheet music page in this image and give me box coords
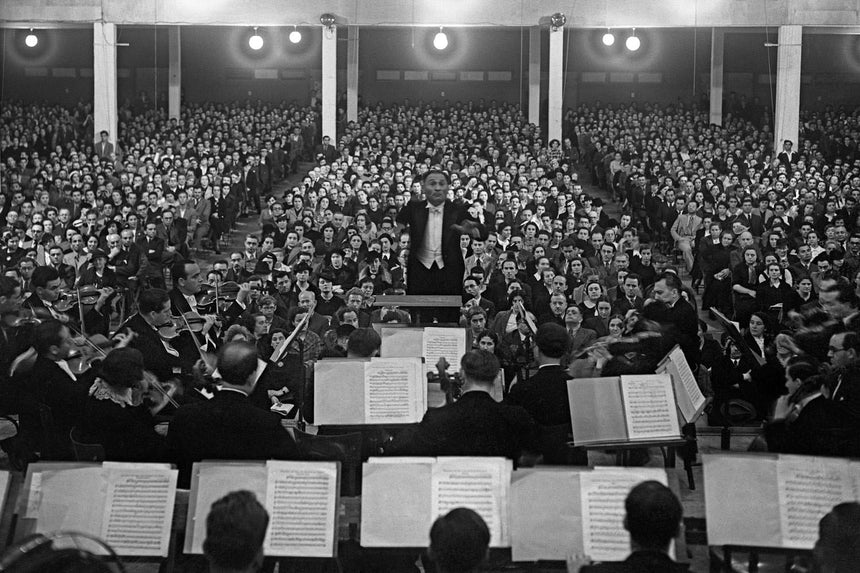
[777,456,853,549]
[380,327,424,358]
[580,468,668,562]
[264,461,338,557]
[35,467,105,537]
[361,458,434,547]
[101,466,178,556]
[431,458,509,547]
[188,463,267,553]
[658,346,706,423]
[851,461,860,501]
[423,327,467,375]
[364,357,424,424]
[620,374,680,440]
[313,359,366,425]
[511,469,582,561]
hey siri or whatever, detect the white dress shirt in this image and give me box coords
[417,203,445,269]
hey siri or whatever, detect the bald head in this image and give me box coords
[739,232,753,246]
[217,341,259,388]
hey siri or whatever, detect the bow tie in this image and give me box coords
[428,204,444,215]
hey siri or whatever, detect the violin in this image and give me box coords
[197,281,240,314]
[157,312,208,339]
[54,286,102,312]
[66,333,115,375]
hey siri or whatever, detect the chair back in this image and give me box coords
[293,429,363,496]
[37,403,63,460]
[69,426,106,462]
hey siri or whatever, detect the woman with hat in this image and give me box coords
[79,347,168,462]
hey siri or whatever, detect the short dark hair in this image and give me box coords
[535,323,569,358]
[625,481,683,549]
[31,266,59,289]
[460,349,500,384]
[33,319,67,356]
[138,288,170,314]
[217,341,259,385]
[171,260,196,283]
[203,490,269,571]
[815,502,860,573]
[346,328,382,357]
[429,508,490,573]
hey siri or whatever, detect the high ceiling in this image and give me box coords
[1,0,859,29]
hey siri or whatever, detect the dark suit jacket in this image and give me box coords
[28,356,89,436]
[167,389,301,487]
[580,550,688,573]
[396,199,469,294]
[120,313,183,381]
[506,365,572,426]
[613,295,644,316]
[81,396,166,462]
[386,391,540,461]
[137,236,165,277]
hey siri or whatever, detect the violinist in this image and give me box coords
[79,347,168,462]
[169,261,219,353]
[25,266,71,323]
[120,288,183,382]
[26,319,94,459]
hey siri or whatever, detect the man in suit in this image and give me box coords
[563,306,597,360]
[506,323,588,465]
[167,341,301,487]
[27,319,93,459]
[578,481,686,573]
[137,221,166,288]
[649,273,700,370]
[156,208,189,261]
[95,130,114,159]
[386,350,540,462]
[396,169,477,322]
[613,273,645,316]
[120,288,184,382]
[190,187,211,251]
[315,135,339,164]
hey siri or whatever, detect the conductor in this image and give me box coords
[396,169,479,322]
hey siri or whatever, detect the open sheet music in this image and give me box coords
[704,454,860,549]
[186,460,340,557]
[656,345,707,423]
[361,457,511,547]
[379,325,467,377]
[568,374,681,446]
[509,467,670,562]
[27,463,177,556]
[314,357,425,425]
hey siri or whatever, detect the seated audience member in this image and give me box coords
[167,341,301,486]
[578,481,686,572]
[80,346,168,462]
[428,508,490,573]
[385,350,540,462]
[204,490,270,573]
[813,502,860,573]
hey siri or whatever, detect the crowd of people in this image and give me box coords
[2,94,860,570]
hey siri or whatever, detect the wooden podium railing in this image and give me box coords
[370,295,462,324]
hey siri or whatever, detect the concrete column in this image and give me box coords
[547,24,563,143]
[321,24,338,143]
[347,25,359,124]
[93,22,118,145]
[528,26,541,127]
[709,28,724,126]
[168,26,181,120]
[774,25,802,150]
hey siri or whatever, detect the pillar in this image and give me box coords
[168,26,181,120]
[547,24,563,143]
[321,24,338,143]
[93,22,118,145]
[709,28,724,126]
[347,25,359,124]
[528,26,541,126]
[774,25,802,150]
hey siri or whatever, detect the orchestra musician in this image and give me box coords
[119,288,184,382]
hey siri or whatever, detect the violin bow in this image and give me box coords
[177,311,215,369]
[76,288,87,337]
[270,310,312,364]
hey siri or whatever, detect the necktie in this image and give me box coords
[749,266,755,284]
